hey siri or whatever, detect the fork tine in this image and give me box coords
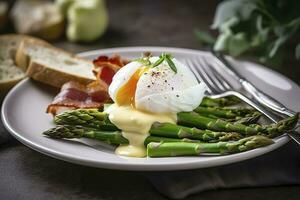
[190,59,219,94]
[193,58,224,94]
[201,58,231,91]
[184,59,201,82]
[196,58,226,92]
[212,67,232,90]
[189,59,212,86]
[206,58,234,90]
[186,59,214,94]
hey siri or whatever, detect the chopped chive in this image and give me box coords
[152,57,164,68]
[166,56,177,73]
[134,53,177,73]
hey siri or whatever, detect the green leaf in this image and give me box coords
[195,30,215,45]
[203,0,300,63]
[219,16,239,32]
[251,15,270,47]
[269,18,300,58]
[269,35,288,58]
[213,30,232,52]
[296,43,300,60]
[211,0,256,29]
[227,32,250,56]
[165,56,177,73]
[152,57,164,68]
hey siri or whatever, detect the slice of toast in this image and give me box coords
[0,34,48,94]
[15,41,96,88]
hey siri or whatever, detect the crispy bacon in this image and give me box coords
[46,81,110,115]
[93,55,129,86]
[47,55,129,115]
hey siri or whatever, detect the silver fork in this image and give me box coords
[186,57,300,144]
[186,58,281,123]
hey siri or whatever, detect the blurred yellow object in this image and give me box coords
[11,0,65,41]
[56,0,109,42]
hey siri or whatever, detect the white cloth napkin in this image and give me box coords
[145,141,300,199]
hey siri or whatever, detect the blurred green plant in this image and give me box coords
[196,0,300,65]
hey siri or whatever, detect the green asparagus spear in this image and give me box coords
[144,136,200,145]
[194,113,261,124]
[200,96,240,107]
[55,109,298,137]
[54,109,118,131]
[193,106,258,119]
[177,112,298,136]
[44,126,274,157]
[147,135,274,157]
[43,125,201,145]
[227,112,262,125]
[55,110,241,142]
[149,122,242,142]
[194,106,262,125]
[43,125,127,144]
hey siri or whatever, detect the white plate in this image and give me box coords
[2,47,300,171]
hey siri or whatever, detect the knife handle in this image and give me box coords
[241,80,297,117]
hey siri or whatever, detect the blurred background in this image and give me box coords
[0,1,300,199]
[1,0,299,84]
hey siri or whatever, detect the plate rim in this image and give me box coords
[1,46,294,171]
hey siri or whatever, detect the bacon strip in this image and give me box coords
[47,55,128,115]
[46,81,110,115]
[93,55,129,86]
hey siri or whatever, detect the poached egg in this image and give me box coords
[106,55,206,157]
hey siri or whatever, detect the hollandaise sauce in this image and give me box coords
[107,104,176,157]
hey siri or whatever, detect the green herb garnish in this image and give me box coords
[153,53,177,73]
[165,54,177,73]
[151,56,164,68]
[135,53,177,73]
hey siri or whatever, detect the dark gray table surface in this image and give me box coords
[1,0,300,199]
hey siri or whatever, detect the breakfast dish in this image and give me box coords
[2,46,299,170]
[41,52,298,158]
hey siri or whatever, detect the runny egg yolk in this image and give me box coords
[108,66,177,157]
[115,67,149,106]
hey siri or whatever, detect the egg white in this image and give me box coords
[135,57,206,113]
[108,56,207,113]
[108,60,141,103]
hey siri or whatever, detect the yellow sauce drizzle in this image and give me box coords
[107,104,176,157]
[108,66,177,157]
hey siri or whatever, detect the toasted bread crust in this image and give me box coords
[26,61,94,88]
[15,37,50,71]
[0,34,49,93]
[2,34,95,91]
[16,40,95,88]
